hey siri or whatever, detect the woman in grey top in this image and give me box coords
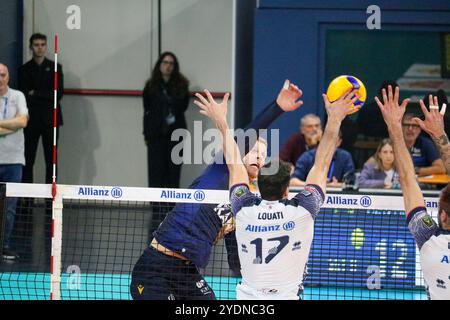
[358,138,399,189]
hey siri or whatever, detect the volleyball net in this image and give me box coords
[0,183,438,300]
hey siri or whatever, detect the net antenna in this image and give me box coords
[50,35,63,300]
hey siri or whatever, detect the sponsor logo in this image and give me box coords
[360,196,372,208]
[196,280,206,289]
[137,284,144,295]
[421,215,434,228]
[292,241,302,251]
[283,221,295,231]
[234,186,246,198]
[245,224,280,232]
[194,190,205,202]
[241,244,248,253]
[258,211,284,220]
[260,288,279,295]
[441,255,449,264]
[436,279,446,289]
[160,190,205,201]
[111,187,123,198]
[326,196,358,206]
[78,187,110,197]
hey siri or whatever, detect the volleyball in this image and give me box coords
[326,75,366,114]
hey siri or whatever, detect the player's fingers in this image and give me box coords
[199,110,208,116]
[195,92,209,106]
[412,117,426,131]
[440,103,447,116]
[222,92,230,105]
[393,86,400,104]
[322,94,330,106]
[388,85,394,102]
[374,96,384,110]
[400,98,410,110]
[283,79,290,90]
[292,100,304,110]
[434,96,439,108]
[419,99,429,116]
[204,89,215,103]
[341,88,354,100]
[193,100,208,111]
[382,88,388,105]
[428,94,434,109]
[348,106,360,114]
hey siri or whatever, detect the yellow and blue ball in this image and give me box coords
[326,75,366,115]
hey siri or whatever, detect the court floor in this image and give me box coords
[0,273,427,300]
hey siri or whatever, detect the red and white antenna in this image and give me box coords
[50,35,60,300]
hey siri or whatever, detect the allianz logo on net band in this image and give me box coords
[76,187,207,202]
[77,187,123,198]
[324,195,438,210]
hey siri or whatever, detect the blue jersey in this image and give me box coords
[154,100,284,268]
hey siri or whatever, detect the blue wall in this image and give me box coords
[0,0,23,88]
[252,0,450,150]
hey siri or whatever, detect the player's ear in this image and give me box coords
[442,210,449,225]
[283,187,289,199]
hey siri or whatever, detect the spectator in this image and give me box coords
[279,114,322,166]
[0,63,29,260]
[19,33,64,184]
[401,113,445,176]
[143,52,189,188]
[358,138,399,189]
[290,130,355,187]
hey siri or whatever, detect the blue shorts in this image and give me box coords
[130,246,216,300]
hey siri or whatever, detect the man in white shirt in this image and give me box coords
[0,63,29,260]
[375,86,450,300]
[194,86,358,299]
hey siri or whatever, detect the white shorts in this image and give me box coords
[236,283,300,300]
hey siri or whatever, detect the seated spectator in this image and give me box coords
[402,112,445,176]
[358,138,399,189]
[290,130,355,187]
[279,114,322,166]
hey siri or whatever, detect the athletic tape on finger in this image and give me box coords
[440,104,447,116]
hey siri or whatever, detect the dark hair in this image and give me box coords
[29,33,47,48]
[439,184,450,220]
[144,52,189,98]
[378,80,399,96]
[257,160,292,201]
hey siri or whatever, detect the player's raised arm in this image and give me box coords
[375,86,424,213]
[304,89,359,192]
[194,90,249,188]
[412,96,450,174]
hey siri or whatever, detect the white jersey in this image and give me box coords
[407,207,450,300]
[230,184,324,300]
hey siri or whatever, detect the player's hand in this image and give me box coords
[194,90,230,126]
[412,95,446,140]
[374,85,410,128]
[276,80,303,112]
[322,88,359,122]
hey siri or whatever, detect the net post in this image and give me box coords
[50,189,63,300]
